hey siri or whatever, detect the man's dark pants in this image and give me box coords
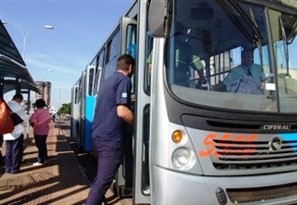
[5,134,24,173]
[85,137,124,205]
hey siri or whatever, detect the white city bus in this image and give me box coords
[71,0,297,204]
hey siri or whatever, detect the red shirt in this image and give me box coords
[29,108,51,135]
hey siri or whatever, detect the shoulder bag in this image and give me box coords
[0,98,14,135]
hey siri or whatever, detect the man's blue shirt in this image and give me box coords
[92,72,132,142]
[223,64,265,88]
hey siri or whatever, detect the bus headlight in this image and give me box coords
[172,147,196,170]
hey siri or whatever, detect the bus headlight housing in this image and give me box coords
[172,147,196,170]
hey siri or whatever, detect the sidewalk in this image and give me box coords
[0,122,132,205]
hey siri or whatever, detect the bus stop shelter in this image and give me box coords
[0,20,38,99]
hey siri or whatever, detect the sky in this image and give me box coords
[0,0,133,108]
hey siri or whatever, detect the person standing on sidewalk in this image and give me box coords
[3,93,28,174]
[29,98,51,166]
[85,54,135,205]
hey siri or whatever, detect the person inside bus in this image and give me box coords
[147,22,206,88]
[85,54,135,205]
[213,49,266,94]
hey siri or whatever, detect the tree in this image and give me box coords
[58,103,71,115]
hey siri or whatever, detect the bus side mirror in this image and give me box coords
[191,2,214,20]
[148,0,173,37]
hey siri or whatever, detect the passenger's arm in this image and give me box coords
[10,103,29,122]
[18,108,29,122]
[117,105,134,125]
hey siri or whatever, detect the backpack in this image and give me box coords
[0,98,14,135]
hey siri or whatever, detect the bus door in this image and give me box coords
[78,71,86,152]
[130,3,152,203]
[83,65,96,152]
[70,84,80,141]
[114,16,138,189]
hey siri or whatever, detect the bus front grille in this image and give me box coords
[210,136,297,170]
[226,182,297,204]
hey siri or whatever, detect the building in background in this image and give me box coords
[35,81,51,107]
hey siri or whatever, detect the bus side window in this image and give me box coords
[127,43,137,59]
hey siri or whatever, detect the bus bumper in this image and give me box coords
[152,165,297,205]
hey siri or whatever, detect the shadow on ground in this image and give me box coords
[58,121,97,182]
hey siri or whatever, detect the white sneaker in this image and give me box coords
[33,162,43,166]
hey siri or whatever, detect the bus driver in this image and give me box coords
[213,49,266,94]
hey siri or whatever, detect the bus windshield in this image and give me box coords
[167,0,297,113]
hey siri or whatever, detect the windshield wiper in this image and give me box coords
[228,0,263,43]
[287,19,297,44]
[218,0,254,42]
[249,8,264,68]
[279,16,290,79]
